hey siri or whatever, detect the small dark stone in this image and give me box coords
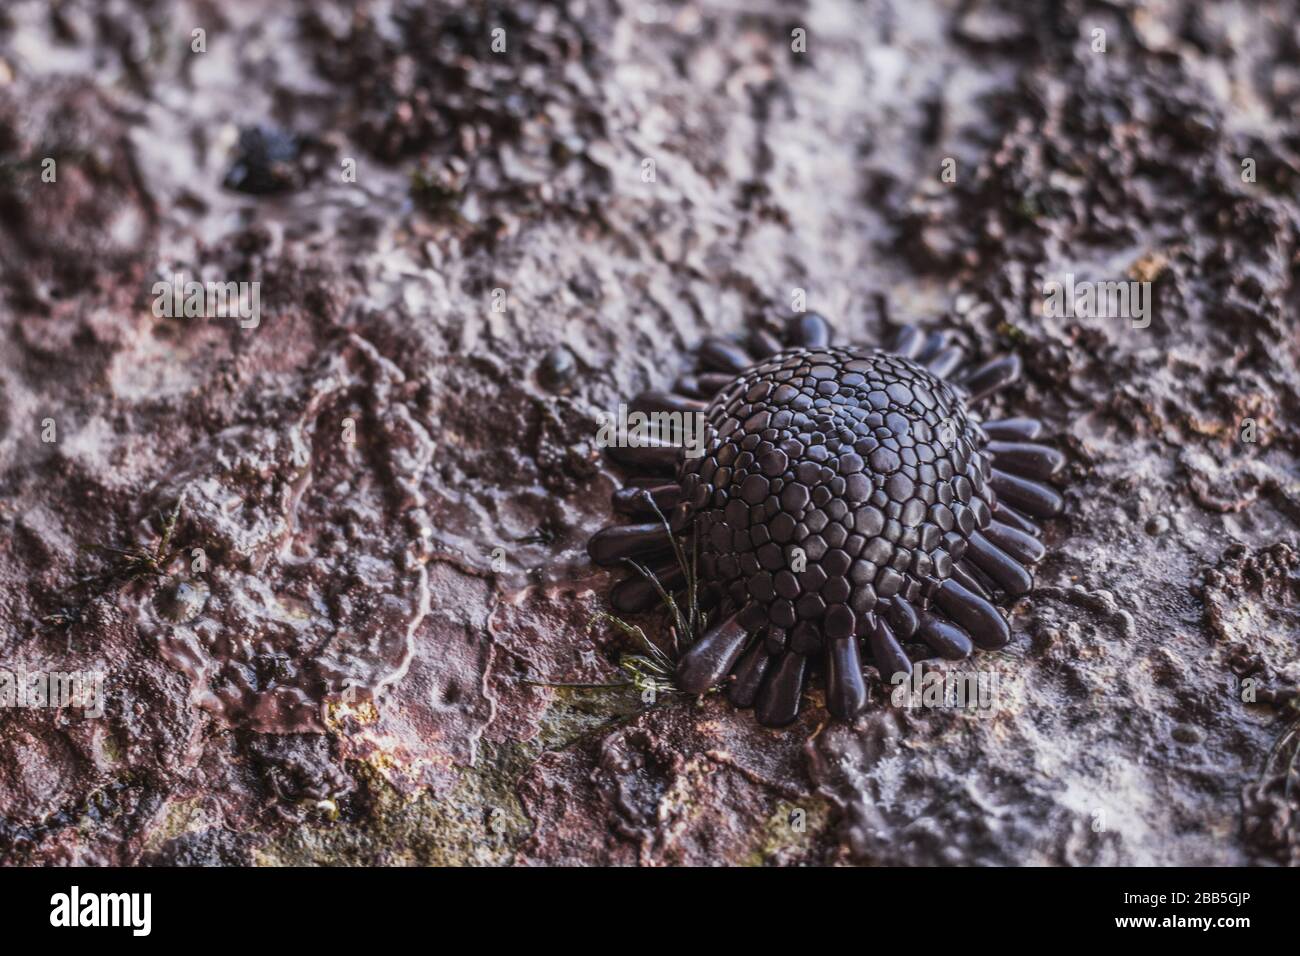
[538,346,579,392]
[223,125,306,195]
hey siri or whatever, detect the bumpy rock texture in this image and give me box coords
[1,0,1298,865]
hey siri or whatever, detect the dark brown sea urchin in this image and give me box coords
[588,314,1065,727]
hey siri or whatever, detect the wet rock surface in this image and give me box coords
[1,0,1298,865]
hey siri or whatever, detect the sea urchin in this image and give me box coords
[588,314,1065,727]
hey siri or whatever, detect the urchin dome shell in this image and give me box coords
[678,347,992,642]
